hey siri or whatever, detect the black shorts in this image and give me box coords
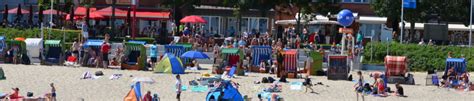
[151,57,157,63]
[102,53,109,61]
[176,93,181,99]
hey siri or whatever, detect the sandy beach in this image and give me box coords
[1,64,474,101]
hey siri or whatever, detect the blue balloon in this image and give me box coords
[337,9,355,27]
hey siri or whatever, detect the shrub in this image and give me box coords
[363,42,474,71]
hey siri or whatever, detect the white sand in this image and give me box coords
[1,64,474,101]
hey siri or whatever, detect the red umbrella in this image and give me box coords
[85,12,104,20]
[180,15,207,23]
[39,9,67,15]
[66,14,82,20]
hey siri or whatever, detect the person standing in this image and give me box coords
[149,42,158,70]
[100,41,111,68]
[304,75,314,93]
[175,75,182,101]
[71,39,80,64]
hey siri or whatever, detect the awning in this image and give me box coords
[357,16,387,24]
[94,6,127,17]
[128,40,146,45]
[44,40,61,46]
[399,22,474,31]
[74,6,97,16]
[7,7,29,14]
[91,6,170,20]
[84,39,104,48]
[38,9,67,15]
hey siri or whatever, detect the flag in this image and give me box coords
[403,0,416,9]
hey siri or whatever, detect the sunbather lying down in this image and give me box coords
[264,81,282,92]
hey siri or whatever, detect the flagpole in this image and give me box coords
[470,0,472,47]
[400,0,404,42]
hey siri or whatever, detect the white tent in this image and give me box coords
[25,38,43,63]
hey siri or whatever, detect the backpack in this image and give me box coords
[267,77,276,83]
[95,71,104,76]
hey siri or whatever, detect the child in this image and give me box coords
[376,78,387,96]
[354,71,364,101]
[259,60,266,73]
[304,75,314,93]
[395,83,405,97]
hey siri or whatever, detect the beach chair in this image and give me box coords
[121,41,147,70]
[41,40,64,65]
[445,58,467,77]
[251,46,272,72]
[283,49,298,78]
[327,55,349,80]
[385,56,414,85]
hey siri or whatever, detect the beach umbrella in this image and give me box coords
[85,12,104,20]
[181,50,209,59]
[132,77,155,84]
[3,5,8,23]
[180,15,207,23]
[15,4,22,23]
[28,5,33,25]
[154,53,185,74]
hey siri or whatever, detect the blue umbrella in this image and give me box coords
[181,51,209,59]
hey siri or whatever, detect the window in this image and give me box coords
[341,0,369,3]
[240,17,269,34]
[202,16,221,36]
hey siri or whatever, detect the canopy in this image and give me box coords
[154,54,185,74]
[25,38,43,58]
[445,58,467,76]
[84,39,104,48]
[94,6,127,17]
[128,40,146,45]
[38,9,67,15]
[86,12,105,19]
[44,40,61,47]
[66,14,82,20]
[384,56,408,77]
[7,8,29,14]
[180,15,207,23]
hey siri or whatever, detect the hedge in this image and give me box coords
[0,28,156,44]
[0,28,81,43]
[363,42,474,71]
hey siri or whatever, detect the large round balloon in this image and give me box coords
[337,9,355,27]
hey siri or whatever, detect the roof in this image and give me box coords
[446,58,466,63]
[44,40,61,45]
[175,43,192,48]
[84,39,104,47]
[94,6,127,16]
[128,40,146,45]
[221,48,240,54]
[284,49,298,55]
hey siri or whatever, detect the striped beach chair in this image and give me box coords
[164,43,192,65]
[251,46,272,67]
[284,49,298,78]
[327,55,349,80]
[445,58,467,76]
[384,56,408,77]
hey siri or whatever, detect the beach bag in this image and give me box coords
[95,71,104,76]
[262,77,269,83]
[347,74,353,81]
[0,67,5,80]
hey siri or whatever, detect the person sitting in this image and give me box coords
[376,78,387,96]
[64,54,77,66]
[395,83,405,97]
[110,58,120,66]
[9,88,22,99]
[142,91,152,101]
[259,60,266,73]
[279,72,288,83]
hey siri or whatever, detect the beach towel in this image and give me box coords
[176,85,188,91]
[109,74,123,80]
[290,82,303,90]
[81,72,93,79]
[191,86,209,92]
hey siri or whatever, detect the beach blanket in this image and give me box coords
[191,86,209,92]
[290,82,303,90]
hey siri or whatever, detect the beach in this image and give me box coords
[1,64,474,101]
